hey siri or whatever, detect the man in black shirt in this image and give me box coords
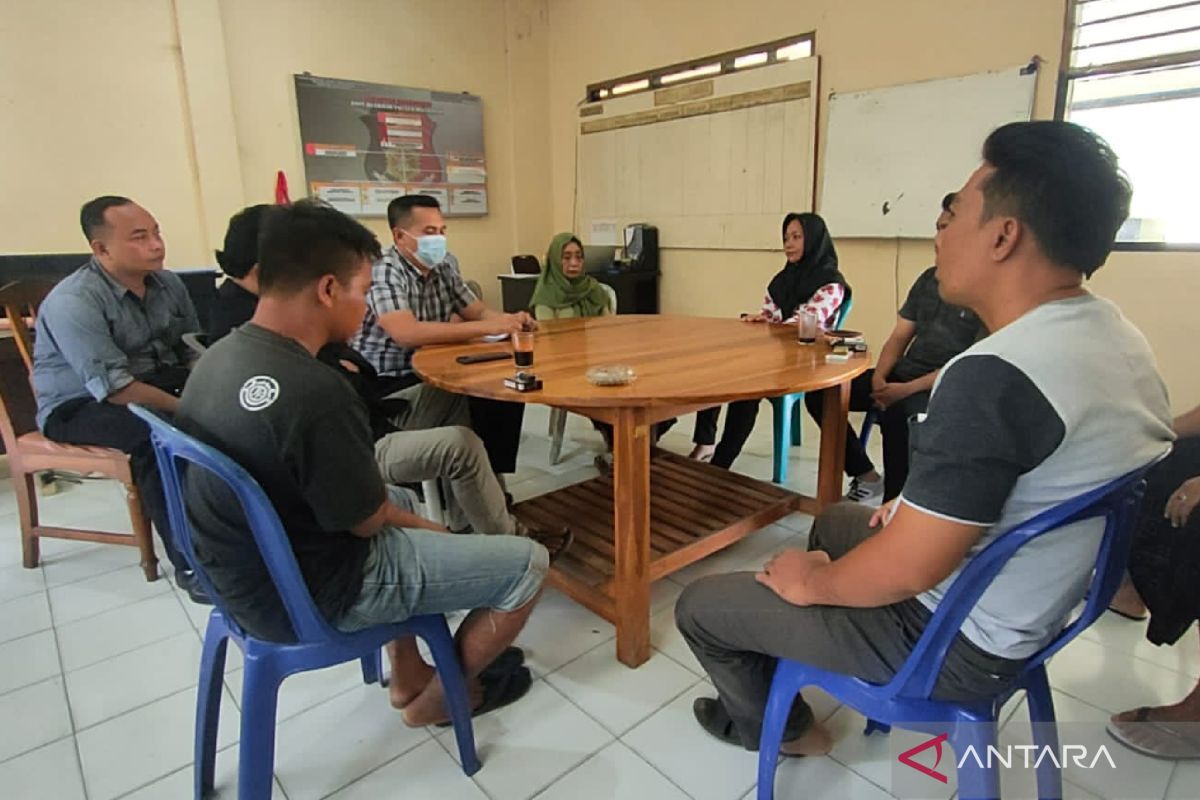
[208,204,270,343]
[178,201,545,724]
[806,193,985,503]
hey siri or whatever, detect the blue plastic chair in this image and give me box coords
[756,465,1154,800]
[769,297,854,484]
[129,405,481,800]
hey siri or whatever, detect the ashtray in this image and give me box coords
[586,365,636,386]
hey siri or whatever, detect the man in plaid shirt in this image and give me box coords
[352,195,533,478]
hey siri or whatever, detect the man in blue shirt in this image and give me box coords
[32,196,206,601]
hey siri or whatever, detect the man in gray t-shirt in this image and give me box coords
[675,121,1174,757]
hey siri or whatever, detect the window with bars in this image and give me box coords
[1058,0,1200,247]
[586,34,814,102]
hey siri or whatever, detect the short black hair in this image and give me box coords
[257,200,382,296]
[981,121,1131,277]
[215,204,271,279]
[941,192,956,212]
[80,196,134,242]
[387,194,441,229]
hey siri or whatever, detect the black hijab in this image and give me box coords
[766,212,850,319]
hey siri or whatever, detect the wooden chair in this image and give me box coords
[0,281,158,580]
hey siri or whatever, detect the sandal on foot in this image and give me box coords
[481,646,525,680]
[435,665,533,727]
[1107,707,1200,760]
[516,524,574,563]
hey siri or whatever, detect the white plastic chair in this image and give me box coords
[548,283,617,465]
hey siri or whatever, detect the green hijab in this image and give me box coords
[528,232,612,317]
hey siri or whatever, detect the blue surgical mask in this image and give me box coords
[413,234,447,266]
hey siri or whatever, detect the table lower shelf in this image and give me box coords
[512,450,807,622]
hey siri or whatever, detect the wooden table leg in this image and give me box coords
[612,406,651,667]
[817,379,850,509]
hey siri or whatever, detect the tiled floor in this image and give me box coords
[0,406,1196,799]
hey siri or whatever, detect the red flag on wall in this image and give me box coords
[274,171,290,204]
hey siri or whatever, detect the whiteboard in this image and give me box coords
[820,65,1037,238]
[575,57,818,250]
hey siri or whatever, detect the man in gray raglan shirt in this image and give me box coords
[675,121,1174,757]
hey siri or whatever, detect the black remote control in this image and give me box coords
[456,352,511,365]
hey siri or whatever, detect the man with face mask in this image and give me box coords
[351,195,532,479]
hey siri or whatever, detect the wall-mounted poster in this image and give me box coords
[294,74,488,218]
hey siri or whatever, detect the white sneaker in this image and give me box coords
[845,475,884,504]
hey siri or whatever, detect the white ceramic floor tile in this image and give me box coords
[48,563,169,625]
[1167,761,1200,799]
[650,604,705,676]
[1081,615,1199,678]
[328,738,487,800]
[767,754,897,800]
[273,683,431,800]
[119,743,287,800]
[1048,636,1196,714]
[75,686,239,800]
[0,562,46,603]
[0,590,52,644]
[545,641,702,735]
[667,523,802,587]
[0,736,85,800]
[1000,690,1174,800]
[65,631,202,730]
[224,659,365,721]
[56,592,191,671]
[824,704,954,800]
[0,628,60,695]
[0,677,72,763]
[535,740,690,800]
[40,542,146,589]
[651,577,684,614]
[516,587,615,677]
[622,681,759,800]
[435,679,613,800]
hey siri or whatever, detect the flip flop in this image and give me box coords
[480,646,525,680]
[1107,707,1200,760]
[1107,605,1148,622]
[435,665,533,728]
[527,528,574,563]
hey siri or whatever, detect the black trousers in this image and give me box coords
[43,398,187,572]
[692,401,761,469]
[805,369,931,502]
[467,396,525,475]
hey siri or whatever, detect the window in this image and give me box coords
[586,34,814,103]
[1058,0,1200,246]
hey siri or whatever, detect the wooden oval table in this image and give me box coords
[413,314,869,667]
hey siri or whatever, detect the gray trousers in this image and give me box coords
[374,425,516,536]
[674,502,1024,750]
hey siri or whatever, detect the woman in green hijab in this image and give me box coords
[529,233,613,319]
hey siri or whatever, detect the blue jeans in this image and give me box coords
[336,488,547,631]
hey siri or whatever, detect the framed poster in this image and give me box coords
[294,74,488,217]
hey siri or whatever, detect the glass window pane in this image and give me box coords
[1073,26,1200,66]
[1068,87,1200,243]
[775,41,812,61]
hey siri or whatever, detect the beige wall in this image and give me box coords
[544,0,1199,411]
[2,0,1194,408]
[0,0,551,306]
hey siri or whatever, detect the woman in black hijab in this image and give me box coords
[690,212,851,469]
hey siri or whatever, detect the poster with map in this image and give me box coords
[294,74,488,218]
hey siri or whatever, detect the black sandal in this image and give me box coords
[435,665,533,727]
[480,646,525,679]
[526,527,574,563]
